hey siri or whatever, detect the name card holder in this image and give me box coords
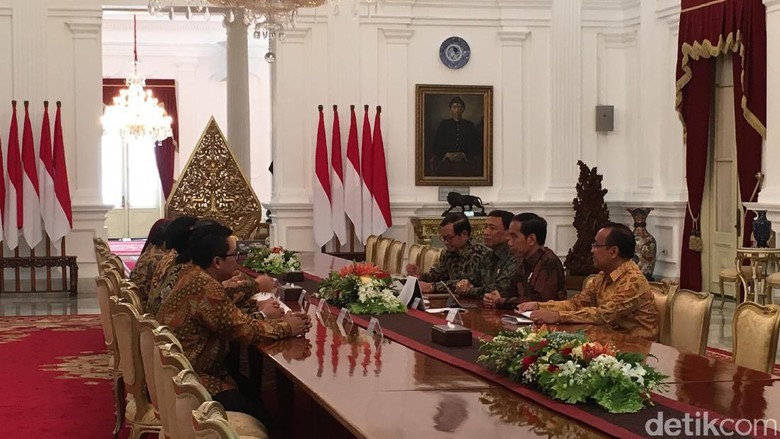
[336,307,353,337]
[411,297,422,310]
[298,291,310,313]
[366,317,384,341]
[316,298,329,317]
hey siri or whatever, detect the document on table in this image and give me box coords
[501,313,533,325]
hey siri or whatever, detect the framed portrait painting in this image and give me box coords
[415,84,493,186]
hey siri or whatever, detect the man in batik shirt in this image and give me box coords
[406,213,489,293]
[128,218,170,307]
[517,222,659,341]
[157,224,311,423]
[454,210,519,298]
[483,213,566,309]
[147,215,198,314]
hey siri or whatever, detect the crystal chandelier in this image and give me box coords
[101,16,173,143]
[148,0,327,42]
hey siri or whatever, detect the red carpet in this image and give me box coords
[706,346,780,375]
[0,315,123,438]
[108,240,146,256]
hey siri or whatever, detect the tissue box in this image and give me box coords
[283,271,304,283]
[431,324,472,347]
[278,285,303,301]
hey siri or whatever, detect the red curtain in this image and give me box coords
[102,78,178,200]
[675,0,766,291]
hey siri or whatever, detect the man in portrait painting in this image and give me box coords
[429,97,482,177]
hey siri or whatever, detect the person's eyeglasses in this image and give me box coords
[222,251,242,259]
[590,243,612,249]
[440,234,457,242]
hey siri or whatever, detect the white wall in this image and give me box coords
[267,0,690,280]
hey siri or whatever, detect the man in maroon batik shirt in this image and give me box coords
[483,213,566,309]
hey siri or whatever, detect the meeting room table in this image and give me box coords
[249,252,780,439]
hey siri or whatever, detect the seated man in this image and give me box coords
[406,213,489,293]
[483,213,565,308]
[454,210,519,298]
[157,223,311,425]
[517,222,659,341]
[128,218,171,307]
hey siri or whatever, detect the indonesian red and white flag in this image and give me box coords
[51,101,73,246]
[371,106,392,235]
[359,105,373,243]
[330,106,348,244]
[313,105,333,247]
[21,101,42,248]
[344,105,362,243]
[4,101,22,250]
[38,101,56,241]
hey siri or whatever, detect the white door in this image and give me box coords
[702,55,739,296]
[102,134,164,239]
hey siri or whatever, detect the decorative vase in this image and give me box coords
[753,210,772,248]
[626,208,657,280]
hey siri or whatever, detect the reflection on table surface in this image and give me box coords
[256,252,780,438]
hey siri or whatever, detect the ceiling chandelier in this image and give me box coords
[101,16,173,143]
[148,0,327,42]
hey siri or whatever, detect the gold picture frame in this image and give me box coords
[415,84,493,186]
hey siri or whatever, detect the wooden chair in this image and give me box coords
[763,272,780,305]
[733,302,780,373]
[649,281,675,345]
[109,296,161,439]
[152,331,185,438]
[407,243,425,269]
[108,254,129,278]
[374,237,393,271]
[365,235,379,264]
[192,401,240,439]
[385,240,406,274]
[136,315,163,417]
[668,289,713,355]
[420,247,442,274]
[173,369,268,439]
[97,276,124,439]
[718,263,761,308]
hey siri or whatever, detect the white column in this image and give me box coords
[66,20,104,206]
[546,0,582,199]
[225,13,251,179]
[759,0,780,210]
[380,28,414,202]
[12,0,46,103]
[498,30,530,200]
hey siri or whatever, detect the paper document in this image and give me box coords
[501,314,533,325]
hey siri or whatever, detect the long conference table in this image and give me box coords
[252,252,780,438]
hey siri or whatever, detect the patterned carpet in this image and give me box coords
[0,315,123,438]
[108,239,146,256]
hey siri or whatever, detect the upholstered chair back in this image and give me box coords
[96,276,116,351]
[407,244,425,269]
[173,369,270,439]
[649,281,674,345]
[385,240,406,274]
[669,289,713,355]
[108,254,128,278]
[733,303,780,373]
[121,286,144,314]
[582,274,598,291]
[374,237,393,271]
[109,296,161,438]
[365,235,379,264]
[152,330,184,438]
[155,342,190,438]
[192,401,240,439]
[137,315,162,408]
[420,247,442,274]
[94,237,111,271]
